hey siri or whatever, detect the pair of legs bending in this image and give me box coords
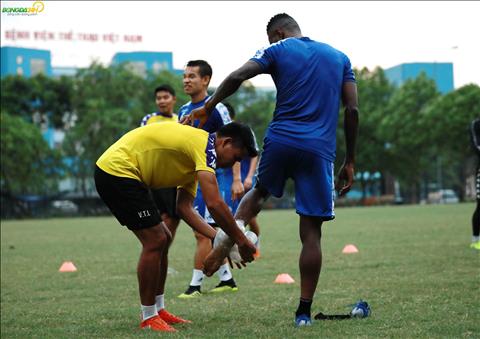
[204,140,334,326]
[94,167,189,332]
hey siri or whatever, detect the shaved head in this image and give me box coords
[266,13,301,34]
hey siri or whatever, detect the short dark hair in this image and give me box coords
[186,60,212,78]
[154,84,175,98]
[217,122,258,157]
[266,13,300,33]
[223,102,236,120]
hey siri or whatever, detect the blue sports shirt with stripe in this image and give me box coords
[250,37,356,161]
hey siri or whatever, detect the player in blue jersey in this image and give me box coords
[177,60,244,298]
[184,14,359,326]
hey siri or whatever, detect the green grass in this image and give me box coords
[1,204,479,338]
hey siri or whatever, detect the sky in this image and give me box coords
[2,1,480,88]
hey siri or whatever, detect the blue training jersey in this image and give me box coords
[250,37,356,161]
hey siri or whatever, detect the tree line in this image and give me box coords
[1,63,479,217]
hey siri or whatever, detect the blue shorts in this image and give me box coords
[257,138,335,219]
[194,169,237,224]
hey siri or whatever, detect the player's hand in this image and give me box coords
[231,180,244,201]
[243,176,253,191]
[237,237,256,263]
[182,106,209,129]
[335,162,355,196]
[227,256,247,270]
[179,113,192,125]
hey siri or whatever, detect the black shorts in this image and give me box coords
[150,188,178,218]
[94,166,161,230]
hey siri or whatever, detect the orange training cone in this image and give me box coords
[342,244,359,254]
[275,273,295,284]
[59,261,77,272]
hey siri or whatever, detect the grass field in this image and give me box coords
[1,203,479,338]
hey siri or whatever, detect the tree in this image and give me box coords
[63,63,148,197]
[1,111,64,216]
[336,67,396,200]
[63,100,133,197]
[423,84,480,200]
[1,75,35,120]
[378,73,440,203]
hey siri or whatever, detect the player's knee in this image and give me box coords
[253,181,270,199]
[144,231,169,252]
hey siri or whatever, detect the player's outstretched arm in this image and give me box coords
[176,188,216,239]
[336,82,359,196]
[197,170,256,262]
[205,61,263,113]
[182,61,263,129]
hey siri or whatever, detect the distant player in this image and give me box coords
[470,118,480,250]
[95,122,257,332]
[224,102,262,257]
[177,60,243,298]
[184,13,359,327]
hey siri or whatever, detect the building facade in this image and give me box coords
[1,46,52,77]
[384,62,454,94]
[111,51,181,77]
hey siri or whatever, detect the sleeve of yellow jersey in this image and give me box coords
[178,133,216,198]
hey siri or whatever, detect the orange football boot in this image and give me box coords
[140,315,177,332]
[158,309,192,324]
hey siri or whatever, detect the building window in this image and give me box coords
[16,56,23,64]
[152,61,169,73]
[16,67,23,75]
[30,58,46,76]
[125,61,147,78]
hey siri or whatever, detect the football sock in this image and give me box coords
[296,298,312,317]
[155,294,164,311]
[217,263,233,281]
[472,236,480,243]
[141,304,158,321]
[190,269,204,286]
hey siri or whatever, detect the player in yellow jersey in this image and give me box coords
[140,85,180,237]
[137,85,185,325]
[140,85,178,125]
[95,122,257,332]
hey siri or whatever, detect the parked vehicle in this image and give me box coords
[428,189,459,204]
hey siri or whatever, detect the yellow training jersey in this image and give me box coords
[96,122,216,197]
[140,112,178,126]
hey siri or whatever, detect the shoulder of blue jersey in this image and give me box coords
[214,102,232,125]
[178,102,192,119]
[252,38,296,59]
